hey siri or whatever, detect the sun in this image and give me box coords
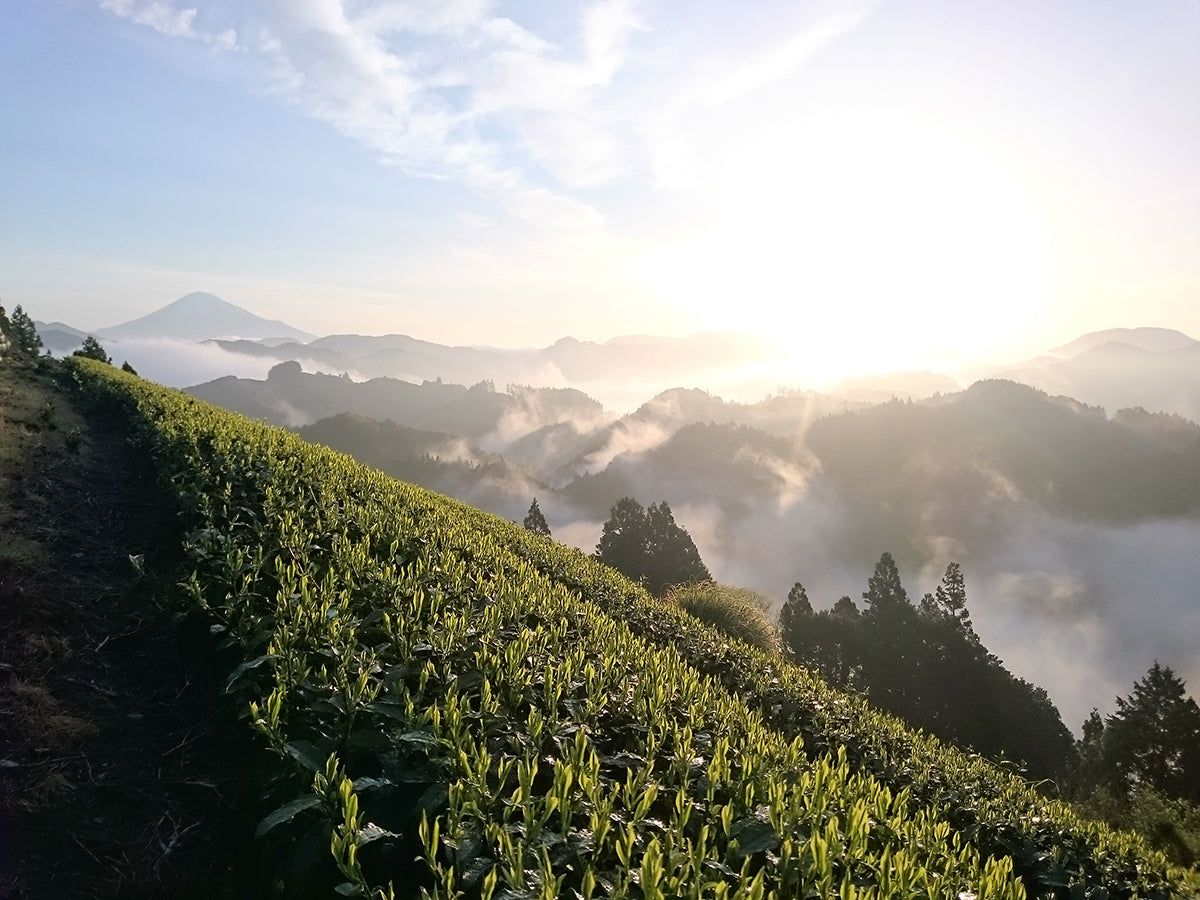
[637,109,1052,384]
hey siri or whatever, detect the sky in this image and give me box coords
[3,0,1199,384]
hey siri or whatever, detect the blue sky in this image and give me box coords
[3,1,1198,381]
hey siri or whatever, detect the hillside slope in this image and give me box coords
[66,357,1199,898]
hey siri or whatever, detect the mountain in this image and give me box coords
[207,330,776,395]
[98,292,316,343]
[993,333,1200,420]
[33,321,91,354]
[805,379,1200,526]
[1047,326,1198,357]
[189,362,610,435]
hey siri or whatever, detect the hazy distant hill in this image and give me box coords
[276,372,1200,532]
[98,292,316,343]
[563,420,813,519]
[33,321,91,355]
[189,361,608,436]
[208,329,775,389]
[994,334,1200,420]
[1047,326,1198,357]
[806,379,1200,528]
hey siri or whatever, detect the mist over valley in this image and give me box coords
[36,295,1200,731]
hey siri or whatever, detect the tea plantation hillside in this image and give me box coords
[7,354,1200,898]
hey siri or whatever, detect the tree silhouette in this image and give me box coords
[781,556,1072,779]
[595,497,709,595]
[862,552,911,619]
[7,305,42,358]
[522,498,552,537]
[779,582,812,662]
[643,501,710,594]
[919,562,978,644]
[73,335,112,364]
[595,497,648,579]
[831,596,859,617]
[1103,662,1200,802]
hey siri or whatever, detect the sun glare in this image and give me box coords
[638,110,1051,383]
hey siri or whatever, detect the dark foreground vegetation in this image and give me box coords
[1,313,1198,897]
[0,327,257,896]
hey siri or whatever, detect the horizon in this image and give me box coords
[26,288,1200,405]
[4,3,1199,382]
[38,288,1200,350]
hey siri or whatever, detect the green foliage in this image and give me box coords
[594,496,709,595]
[1073,665,1200,869]
[522,497,551,537]
[862,552,911,619]
[1077,786,1200,869]
[72,335,112,364]
[121,360,138,376]
[65,357,1200,900]
[6,305,43,358]
[832,595,859,618]
[1103,662,1200,803]
[785,558,1076,782]
[919,562,978,644]
[667,581,779,654]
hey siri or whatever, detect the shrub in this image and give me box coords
[667,581,780,654]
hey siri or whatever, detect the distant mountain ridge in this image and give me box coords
[33,321,92,355]
[993,328,1200,420]
[33,293,1200,420]
[213,329,776,388]
[1047,327,1198,357]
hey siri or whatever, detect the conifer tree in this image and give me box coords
[862,552,911,618]
[644,501,709,594]
[831,595,859,618]
[73,335,112,364]
[779,581,814,664]
[595,497,649,580]
[7,305,42,358]
[1103,662,1200,802]
[919,562,978,644]
[595,497,709,595]
[522,498,552,537]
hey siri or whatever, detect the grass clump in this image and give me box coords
[667,581,780,655]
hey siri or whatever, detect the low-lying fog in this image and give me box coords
[92,332,1200,732]
[525,465,1200,733]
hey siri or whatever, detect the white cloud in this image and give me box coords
[101,0,239,47]
[98,1,877,229]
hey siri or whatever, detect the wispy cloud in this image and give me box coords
[101,0,237,48]
[708,6,880,104]
[245,0,630,228]
[98,1,877,227]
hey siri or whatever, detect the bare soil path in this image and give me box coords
[0,358,259,898]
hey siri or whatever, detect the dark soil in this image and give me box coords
[0,357,261,898]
